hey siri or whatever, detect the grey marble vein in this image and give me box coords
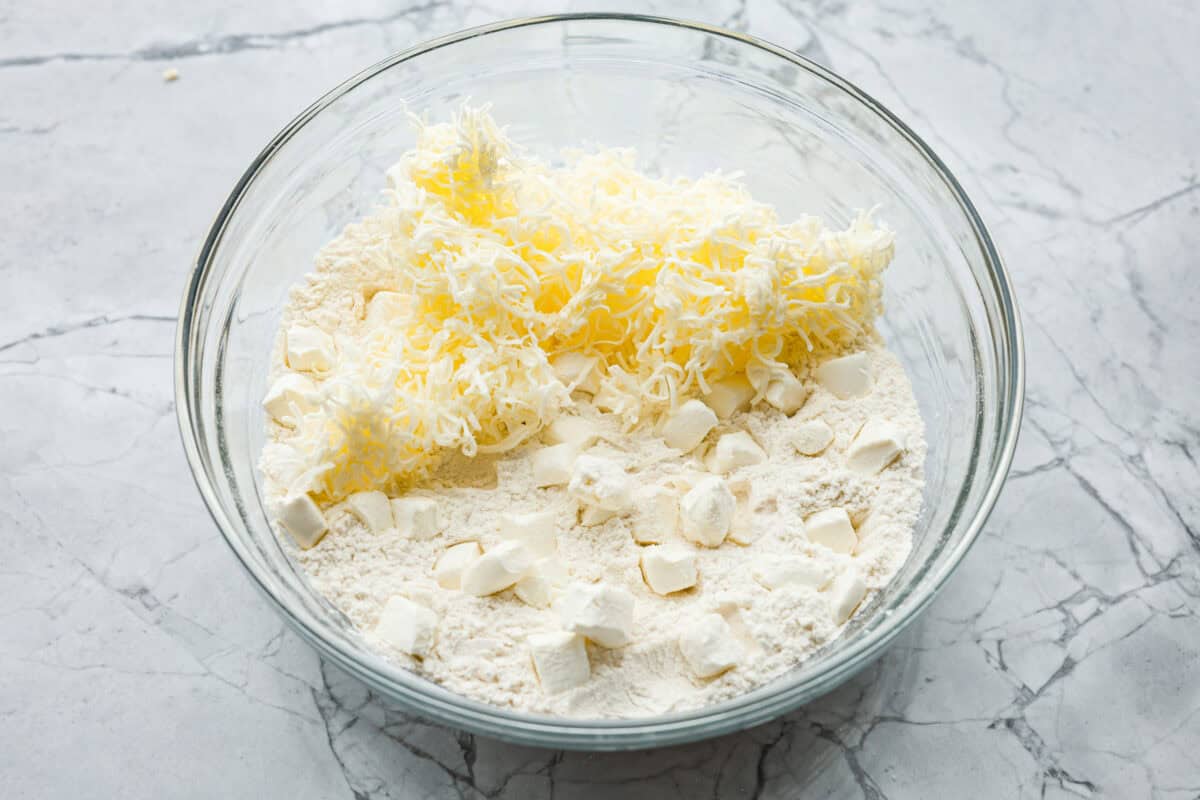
[2,0,1198,797]
[0,1,451,69]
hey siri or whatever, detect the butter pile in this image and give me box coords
[269,107,894,502]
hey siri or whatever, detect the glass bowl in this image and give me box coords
[175,14,1023,750]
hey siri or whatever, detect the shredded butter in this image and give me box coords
[276,106,894,501]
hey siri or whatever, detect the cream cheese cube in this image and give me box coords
[726,519,760,546]
[550,351,601,394]
[434,541,482,589]
[632,485,678,544]
[678,613,741,678]
[661,399,718,452]
[460,541,534,596]
[515,555,570,608]
[640,545,698,595]
[790,419,834,456]
[536,557,571,587]
[528,631,590,694]
[829,568,868,624]
[500,510,558,557]
[764,372,808,415]
[514,574,553,608]
[679,476,735,547]
[285,325,336,373]
[753,557,835,591]
[374,596,437,658]
[568,454,634,513]
[345,490,394,534]
[543,416,600,450]
[704,375,756,419]
[579,505,617,527]
[805,507,857,554]
[279,493,327,549]
[706,431,767,474]
[724,479,758,546]
[365,291,413,325]
[262,373,320,425]
[853,514,905,557]
[815,352,872,399]
[846,418,906,474]
[556,582,635,648]
[394,581,438,610]
[391,496,440,539]
[532,443,576,487]
[745,362,772,395]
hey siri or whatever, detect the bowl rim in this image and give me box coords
[175,12,1025,750]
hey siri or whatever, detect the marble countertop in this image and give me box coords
[4,1,1197,797]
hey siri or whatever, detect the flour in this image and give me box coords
[259,109,925,718]
[283,346,924,718]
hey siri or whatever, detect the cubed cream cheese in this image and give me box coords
[706,431,767,474]
[285,325,335,373]
[661,399,718,452]
[805,507,857,554]
[679,476,735,547]
[374,596,437,658]
[846,418,906,474]
[632,484,678,544]
[434,541,482,590]
[852,512,904,556]
[568,454,634,513]
[460,541,534,596]
[579,505,617,527]
[815,352,872,399]
[704,375,756,419]
[528,631,590,694]
[556,582,635,648]
[514,574,553,608]
[499,510,558,557]
[516,556,570,607]
[535,557,570,587]
[262,373,320,425]
[391,496,440,539]
[828,567,868,624]
[543,415,600,450]
[345,490,393,534]
[278,493,327,549]
[394,581,438,610]
[790,419,834,456]
[678,613,741,678]
[746,363,772,395]
[532,443,576,487]
[753,557,835,590]
[640,544,698,595]
[764,372,807,415]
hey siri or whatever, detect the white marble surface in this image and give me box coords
[3,1,1198,797]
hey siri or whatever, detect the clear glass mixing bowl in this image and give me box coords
[175,14,1023,750]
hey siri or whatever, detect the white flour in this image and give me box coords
[258,110,925,717]
[280,346,925,717]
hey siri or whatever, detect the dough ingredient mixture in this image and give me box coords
[260,107,925,717]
